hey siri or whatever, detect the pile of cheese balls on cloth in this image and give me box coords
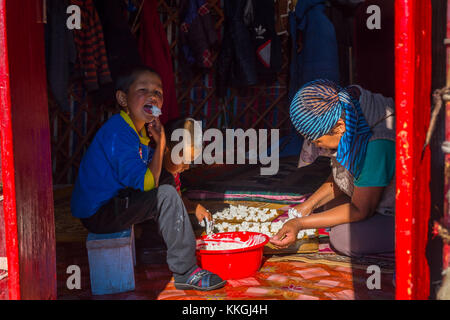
[212,205,317,239]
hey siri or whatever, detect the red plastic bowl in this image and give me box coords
[196,231,269,280]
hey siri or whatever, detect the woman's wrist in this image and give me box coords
[297,200,316,215]
[305,201,317,212]
[289,217,304,231]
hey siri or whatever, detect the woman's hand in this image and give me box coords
[195,204,212,223]
[269,218,302,249]
[292,201,314,217]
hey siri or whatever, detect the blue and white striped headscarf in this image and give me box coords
[290,79,372,178]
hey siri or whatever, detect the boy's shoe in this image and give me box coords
[174,267,226,291]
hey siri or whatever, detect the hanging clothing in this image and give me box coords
[216,0,282,97]
[71,0,112,92]
[45,0,77,111]
[179,0,218,71]
[216,0,258,98]
[288,0,340,102]
[250,0,282,83]
[138,0,179,124]
[94,0,142,83]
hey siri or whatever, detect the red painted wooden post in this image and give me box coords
[395,0,432,299]
[0,0,20,300]
[0,0,56,299]
[444,0,450,273]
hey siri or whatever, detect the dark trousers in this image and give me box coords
[330,213,395,258]
[81,185,197,276]
[324,194,395,258]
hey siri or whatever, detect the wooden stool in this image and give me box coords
[86,226,136,295]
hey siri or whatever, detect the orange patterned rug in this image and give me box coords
[57,242,394,300]
[152,259,394,300]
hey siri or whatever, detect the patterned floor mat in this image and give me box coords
[56,242,394,300]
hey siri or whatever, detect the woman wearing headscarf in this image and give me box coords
[270,79,396,257]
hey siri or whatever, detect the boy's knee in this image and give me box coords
[156,184,180,202]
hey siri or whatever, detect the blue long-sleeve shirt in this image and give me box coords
[71,111,155,218]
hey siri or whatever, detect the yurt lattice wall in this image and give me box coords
[49,0,292,185]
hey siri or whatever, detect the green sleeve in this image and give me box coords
[354,139,395,187]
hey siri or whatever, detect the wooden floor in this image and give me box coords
[55,241,395,300]
[0,239,395,300]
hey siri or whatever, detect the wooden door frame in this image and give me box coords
[0,0,56,300]
[395,0,433,299]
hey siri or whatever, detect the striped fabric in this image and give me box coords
[290,79,372,178]
[174,172,182,193]
[71,0,112,92]
[290,80,343,141]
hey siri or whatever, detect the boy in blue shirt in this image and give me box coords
[71,65,225,291]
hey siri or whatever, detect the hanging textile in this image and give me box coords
[70,0,113,92]
[179,0,218,72]
[45,0,77,111]
[216,0,257,98]
[94,0,143,83]
[288,0,340,102]
[138,0,180,124]
[250,0,282,83]
[216,0,281,98]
